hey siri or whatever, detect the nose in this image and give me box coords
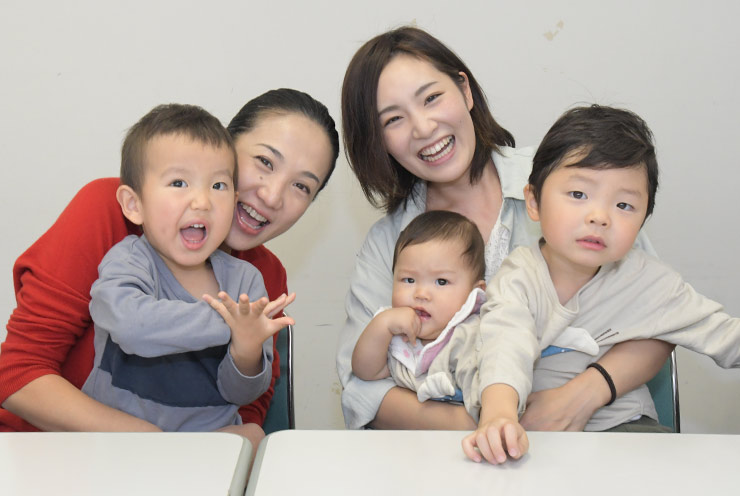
[256,177,284,210]
[410,110,436,140]
[586,206,610,227]
[190,187,212,211]
[414,284,430,301]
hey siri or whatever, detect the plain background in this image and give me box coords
[1,0,738,433]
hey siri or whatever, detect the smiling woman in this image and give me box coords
[0,88,339,436]
[335,26,674,434]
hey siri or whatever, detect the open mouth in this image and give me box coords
[418,136,454,162]
[181,223,207,246]
[237,201,270,230]
[414,308,431,320]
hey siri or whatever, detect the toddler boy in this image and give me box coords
[463,105,740,464]
[82,104,293,435]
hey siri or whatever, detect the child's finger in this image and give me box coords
[461,433,482,463]
[237,294,251,315]
[250,296,270,315]
[502,423,522,459]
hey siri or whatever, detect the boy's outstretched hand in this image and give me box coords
[203,291,296,376]
[461,384,529,464]
[462,417,529,464]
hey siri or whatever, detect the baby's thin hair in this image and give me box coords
[393,210,485,281]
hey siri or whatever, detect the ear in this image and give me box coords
[116,184,144,226]
[474,279,486,291]
[523,184,541,222]
[458,71,474,111]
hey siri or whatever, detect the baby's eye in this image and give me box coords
[568,191,587,199]
[212,181,229,191]
[170,179,187,188]
[617,202,634,211]
[401,277,415,284]
[436,278,449,286]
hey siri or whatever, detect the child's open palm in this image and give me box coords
[204,291,295,375]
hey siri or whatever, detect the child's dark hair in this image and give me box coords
[227,88,340,198]
[529,104,659,218]
[121,103,236,193]
[342,26,515,213]
[393,210,485,281]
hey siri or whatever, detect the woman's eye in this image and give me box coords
[424,93,441,104]
[383,115,401,127]
[170,179,186,188]
[212,181,229,191]
[568,191,586,199]
[436,278,449,286]
[617,202,634,211]
[294,182,312,196]
[257,156,273,170]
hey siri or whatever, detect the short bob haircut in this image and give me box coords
[393,210,486,282]
[227,88,340,198]
[529,104,659,219]
[121,103,236,194]
[342,26,515,213]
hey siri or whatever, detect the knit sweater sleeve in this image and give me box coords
[0,178,135,412]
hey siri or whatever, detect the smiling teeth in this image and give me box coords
[241,203,268,223]
[420,137,454,161]
[190,223,205,228]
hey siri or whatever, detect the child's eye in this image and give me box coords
[257,156,273,170]
[212,181,229,191]
[617,202,634,211]
[170,179,187,188]
[401,277,415,284]
[568,191,587,199]
[436,278,449,286]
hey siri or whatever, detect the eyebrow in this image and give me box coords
[377,81,438,116]
[567,170,645,197]
[257,143,321,185]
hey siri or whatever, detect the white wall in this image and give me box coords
[1,0,738,433]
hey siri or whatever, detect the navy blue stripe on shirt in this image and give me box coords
[99,336,230,407]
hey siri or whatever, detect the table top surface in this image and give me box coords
[247,429,740,496]
[0,432,250,496]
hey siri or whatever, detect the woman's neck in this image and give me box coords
[425,159,502,241]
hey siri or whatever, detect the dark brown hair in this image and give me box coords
[393,210,485,281]
[529,104,658,218]
[121,103,236,193]
[342,26,515,213]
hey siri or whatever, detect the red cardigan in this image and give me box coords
[0,178,285,431]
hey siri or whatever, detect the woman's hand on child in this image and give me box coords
[461,417,529,464]
[203,291,295,375]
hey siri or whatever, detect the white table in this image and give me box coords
[0,432,251,495]
[247,430,739,495]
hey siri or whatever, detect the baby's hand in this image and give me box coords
[461,417,529,464]
[382,307,422,346]
[204,291,295,363]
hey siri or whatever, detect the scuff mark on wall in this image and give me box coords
[544,20,565,41]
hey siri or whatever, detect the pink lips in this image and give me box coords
[235,202,266,235]
[577,236,606,250]
[414,308,431,321]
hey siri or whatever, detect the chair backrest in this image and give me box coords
[262,324,295,434]
[645,350,680,432]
